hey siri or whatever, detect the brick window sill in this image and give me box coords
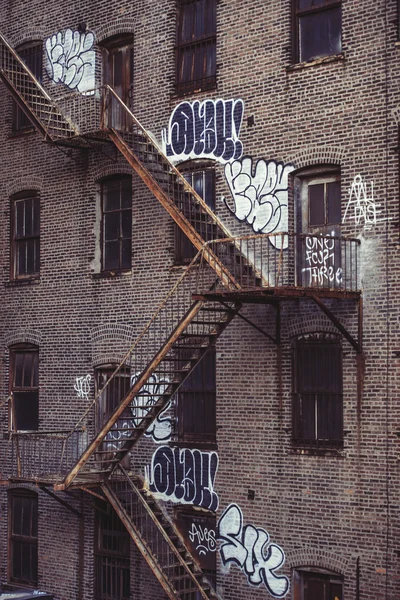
[8,127,36,139]
[91,270,132,280]
[291,446,344,457]
[5,277,40,287]
[286,53,345,73]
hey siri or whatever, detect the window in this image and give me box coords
[13,42,43,132]
[175,166,215,264]
[101,177,132,273]
[176,0,216,95]
[177,349,216,445]
[8,490,38,586]
[293,568,343,600]
[102,35,133,130]
[11,191,40,280]
[10,345,39,431]
[292,337,343,449]
[95,502,130,600]
[293,1,341,64]
[95,366,131,431]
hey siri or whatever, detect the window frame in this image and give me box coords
[176,347,216,447]
[8,489,38,587]
[176,0,217,96]
[11,190,40,281]
[13,41,43,133]
[9,344,39,432]
[292,0,342,64]
[175,163,215,265]
[293,567,343,600]
[94,501,130,600]
[292,336,343,450]
[101,34,134,131]
[100,176,132,274]
[95,364,131,432]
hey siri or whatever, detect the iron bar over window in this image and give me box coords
[101,177,132,272]
[292,338,343,448]
[176,0,216,95]
[293,0,342,63]
[11,191,40,279]
[8,490,38,586]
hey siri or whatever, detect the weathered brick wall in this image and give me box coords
[0,0,399,599]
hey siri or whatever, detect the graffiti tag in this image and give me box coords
[301,235,342,286]
[189,522,217,556]
[223,158,294,249]
[218,504,289,598]
[343,174,382,228]
[74,374,91,400]
[162,99,244,164]
[45,28,95,93]
[145,446,219,511]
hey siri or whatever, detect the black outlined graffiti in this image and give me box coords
[218,503,289,598]
[301,235,342,286]
[145,446,219,511]
[223,158,294,249]
[105,373,172,448]
[45,29,95,93]
[189,522,217,556]
[162,99,244,164]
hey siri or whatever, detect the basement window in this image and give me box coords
[293,0,342,63]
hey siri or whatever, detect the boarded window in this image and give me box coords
[101,177,132,272]
[11,191,40,279]
[95,502,130,600]
[293,0,341,63]
[10,345,39,431]
[176,0,216,95]
[175,166,215,264]
[13,42,43,132]
[9,490,38,586]
[293,569,343,600]
[292,339,343,448]
[177,349,216,445]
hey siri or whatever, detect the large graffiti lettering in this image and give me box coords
[74,374,91,400]
[218,504,289,598]
[301,235,342,286]
[45,28,95,93]
[105,373,172,448]
[343,174,383,228]
[223,158,294,249]
[145,446,219,511]
[162,99,244,164]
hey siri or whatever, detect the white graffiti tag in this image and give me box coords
[74,374,91,400]
[45,29,95,93]
[301,235,342,286]
[223,158,294,249]
[105,373,172,448]
[343,174,383,228]
[189,523,217,556]
[218,504,289,598]
[162,99,244,164]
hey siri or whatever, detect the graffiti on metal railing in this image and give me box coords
[301,235,343,286]
[74,374,91,400]
[105,373,172,448]
[223,158,294,249]
[218,503,289,598]
[45,29,95,93]
[162,99,244,164]
[145,445,219,511]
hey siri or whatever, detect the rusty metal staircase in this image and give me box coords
[102,466,219,600]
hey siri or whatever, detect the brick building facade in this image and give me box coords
[0,1,398,599]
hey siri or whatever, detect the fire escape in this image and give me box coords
[0,32,362,600]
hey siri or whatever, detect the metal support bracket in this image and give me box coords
[311,294,362,354]
[40,485,82,518]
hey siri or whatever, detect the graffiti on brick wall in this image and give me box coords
[301,235,342,286]
[145,446,219,511]
[189,522,217,556]
[218,504,289,598]
[105,373,172,448]
[223,158,294,249]
[162,99,244,164]
[343,174,383,228]
[45,29,95,93]
[74,374,91,400]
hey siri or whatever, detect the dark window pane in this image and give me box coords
[104,185,120,212]
[113,51,123,87]
[121,210,132,239]
[104,212,120,242]
[104,241,120,270]
[121,239,132,270]
[309,183,325,226]
[327,180,341,224]
[14,391,39,430]
[15,201,25,237]
[299,6,341,62]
